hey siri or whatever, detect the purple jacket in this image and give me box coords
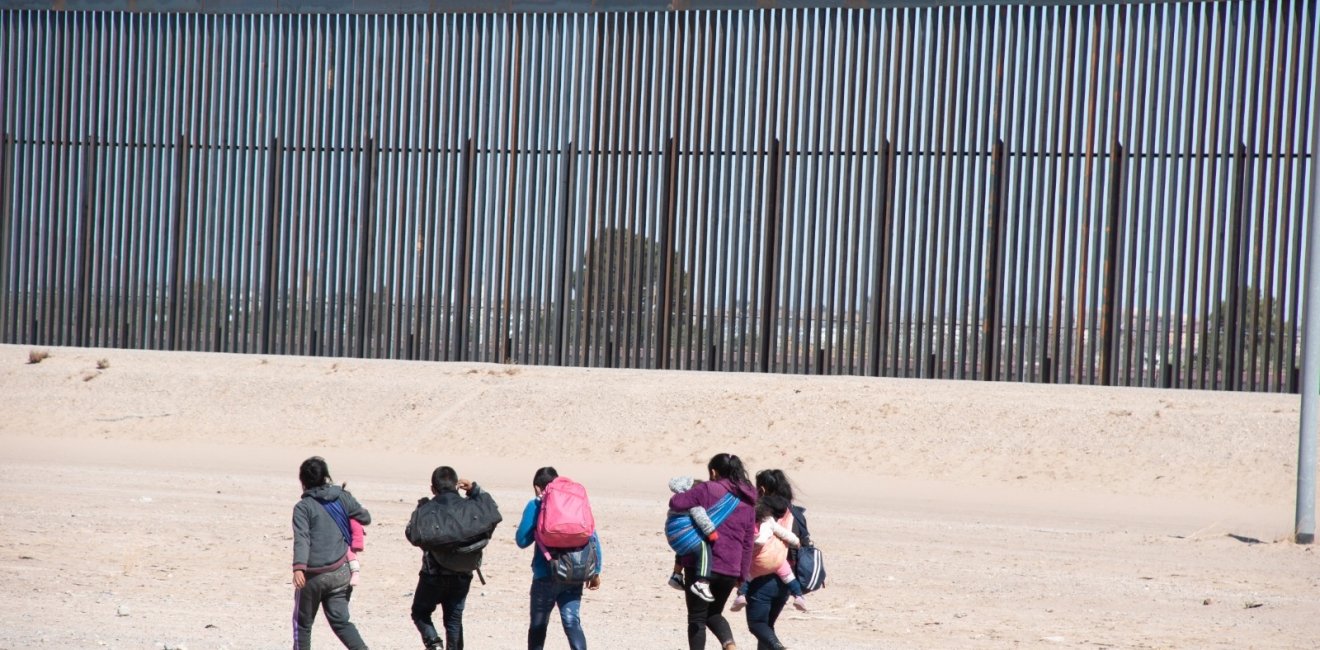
[668,478,758,581]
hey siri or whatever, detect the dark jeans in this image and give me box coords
[684,571,737,650]
[745,574,790,650]
[412,571,473,650]
[292,564,368,650]
[527,577,587,650]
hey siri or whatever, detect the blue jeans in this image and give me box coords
[527,578,586,650]
[744,574,789,650]
[412,571,472,650]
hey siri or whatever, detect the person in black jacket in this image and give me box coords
[406,466,500,650]
[291,456,371,650]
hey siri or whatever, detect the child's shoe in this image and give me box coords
[349,571,360,587]
[792,594,807,611]
[730,594,747,612]
[667,572,685,591]
[690,580,715,602]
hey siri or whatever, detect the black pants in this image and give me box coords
[412,571,473,650]
[684,571,738,650]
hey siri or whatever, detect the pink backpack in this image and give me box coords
[535,477,596,550]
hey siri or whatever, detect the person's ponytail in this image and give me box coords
[299,456,331,490]
[708,452,751,485]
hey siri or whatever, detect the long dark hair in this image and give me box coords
[707,453,750,485]
[755,469,795,503]
[756,493,790,522]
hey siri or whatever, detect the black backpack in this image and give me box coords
[790,506,826,593]
[407,491,503,552]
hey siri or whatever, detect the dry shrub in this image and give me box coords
[27,349,49,364]
[97,358,110,370]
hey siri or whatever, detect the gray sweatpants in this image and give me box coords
[292,563,368,650]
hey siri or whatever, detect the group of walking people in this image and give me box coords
[289,452,811,650]
[669,453,810,650]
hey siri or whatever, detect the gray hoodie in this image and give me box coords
[292,484,371,573]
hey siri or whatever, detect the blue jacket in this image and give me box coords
[515,497,602,580]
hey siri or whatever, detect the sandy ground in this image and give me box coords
[1,344,1317,650]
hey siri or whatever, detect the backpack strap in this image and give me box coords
[790,505,811,547]
[313,496,353,547]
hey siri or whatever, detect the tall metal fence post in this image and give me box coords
[455,137,475,361]
[869,139,895,377]
[1296,139,1320,543]
[357,137,376,359]
[0,132,10,343]
[169,134,187,350]
[1226,142,1250,390]
[658,136,678,370]
[982,139,1008,381]
[77,136,96,348]
[758,138,783,374]
[1100,142,1125,385]
[262,137,282,355]
[556,141,576,368]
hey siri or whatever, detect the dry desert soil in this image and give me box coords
[1,344,1317,649]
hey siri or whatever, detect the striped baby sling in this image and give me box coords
[665,491,739,556]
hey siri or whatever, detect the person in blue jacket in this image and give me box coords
[515,466,603,650]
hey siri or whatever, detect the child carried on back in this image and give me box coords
[732,492,808,612]
[665,476,722,602]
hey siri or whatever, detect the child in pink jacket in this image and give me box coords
[347,519,365,585]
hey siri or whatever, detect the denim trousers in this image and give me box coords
[412,571,472,650]
[744,574,789,650]
[527,577,587,650]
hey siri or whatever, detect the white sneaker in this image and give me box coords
[792,595,808,612]
[690,580,715,602]
[730,594,747,612]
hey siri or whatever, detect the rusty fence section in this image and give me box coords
[0,3,1316,391]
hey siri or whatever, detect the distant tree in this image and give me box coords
[1205,286,1296,372]
[567,226,695,365]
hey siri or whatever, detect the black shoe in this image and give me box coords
[424,639,443,650]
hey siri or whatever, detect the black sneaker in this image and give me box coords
[424,639,444,650]
[667,573,685,591]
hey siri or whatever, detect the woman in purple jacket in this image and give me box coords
[668,453,758,650]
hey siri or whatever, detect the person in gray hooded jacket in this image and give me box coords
[291,456,372,650]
